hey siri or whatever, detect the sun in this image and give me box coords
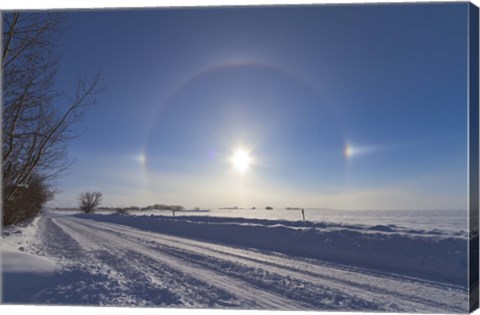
[231,148,252,173]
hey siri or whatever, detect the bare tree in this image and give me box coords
[79,192,103,214]
[2,12,101,225]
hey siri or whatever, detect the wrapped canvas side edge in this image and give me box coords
[469,2,479,313]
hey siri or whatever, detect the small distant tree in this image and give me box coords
[79,191,102,214]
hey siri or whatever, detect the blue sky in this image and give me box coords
[53,3,469,210]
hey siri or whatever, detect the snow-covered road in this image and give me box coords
[2,213,469,312]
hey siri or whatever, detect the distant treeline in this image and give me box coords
[56,204,185,211]
[103,204,184,211]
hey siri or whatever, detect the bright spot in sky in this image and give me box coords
[138,154,146,164]
[231,148,252,174]
[344,144,375,158]
[344,145,354,158]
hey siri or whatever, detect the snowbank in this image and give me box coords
[75,213,468,287]
[1,215,43,252]
[2,250,57,273]
[2,214,60,304]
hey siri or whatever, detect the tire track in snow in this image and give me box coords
[54,216,305,309]
[36,218,146,305]
[50,217,249,307]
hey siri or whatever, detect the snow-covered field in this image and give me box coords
[57,208,467,236]
[1,209,470,312]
